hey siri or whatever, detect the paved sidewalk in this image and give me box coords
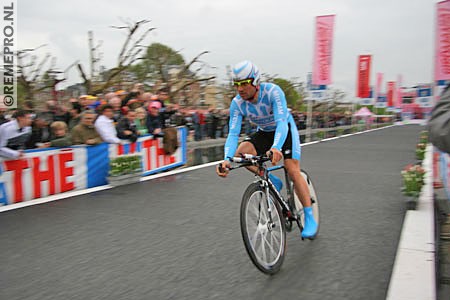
[386,145,435,300]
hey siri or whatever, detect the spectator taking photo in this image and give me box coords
[0,110,32,159]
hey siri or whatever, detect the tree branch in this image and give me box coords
[114,19,150,66]
[77,63,91,93]
[178,51,209,78]
[171,75,215,95]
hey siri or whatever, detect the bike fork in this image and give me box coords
[263,182,275,228]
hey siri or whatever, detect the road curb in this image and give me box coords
[386,144,436,300]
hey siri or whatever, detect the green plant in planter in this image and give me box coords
[416,143,426,161]
[316,131,325,140]
[401,164,425,197]
[109,155,142,176]
[419,130,428,144]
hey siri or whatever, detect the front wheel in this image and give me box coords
[289,170,320,236]
[240,182,286,274]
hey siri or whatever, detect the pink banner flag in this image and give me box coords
[356,55,372,98]
[396,74,403,108]
[387,81,396,107]
[375,73,383,98]
[435,0,450,81]
[312,15,336,85]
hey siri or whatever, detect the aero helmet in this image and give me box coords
[232,60,261,86]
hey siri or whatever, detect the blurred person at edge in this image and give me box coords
[0,107,8,125]
[95,104,121,144]
[146,101,163,135]
[134,107,148,135]
[117,110,139,142]
[71,110,102,145]
[0,110,32,159]
[429,84,450,154]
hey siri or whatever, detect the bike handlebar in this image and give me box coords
[218,152,273,173]
[228,154,271,164]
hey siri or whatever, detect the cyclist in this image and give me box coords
[216,60,317,239]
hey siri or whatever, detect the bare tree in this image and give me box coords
[16,44,58,102]
[77,19,155,94]
[132,43,216,105]
[168,51,216,103]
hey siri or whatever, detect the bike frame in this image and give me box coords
[253,164,298,225]
[223,155,300,227]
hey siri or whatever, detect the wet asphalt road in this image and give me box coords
[0,125,423,300]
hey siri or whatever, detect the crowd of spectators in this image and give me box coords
[291,111,353,130]
[0,84,178,159]
[0,82,365,160]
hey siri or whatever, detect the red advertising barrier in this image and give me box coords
[0,128,187,206]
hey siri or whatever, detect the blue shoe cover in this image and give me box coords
[301,206,318,238]
[269,173,283,192]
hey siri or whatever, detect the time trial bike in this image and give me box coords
[219,153,320,274]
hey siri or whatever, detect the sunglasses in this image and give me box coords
[233,79,253,87]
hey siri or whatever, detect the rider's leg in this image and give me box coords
[284,158,317,238]
[284,159,311,207]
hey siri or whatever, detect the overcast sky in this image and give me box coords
[18,0,435,99]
